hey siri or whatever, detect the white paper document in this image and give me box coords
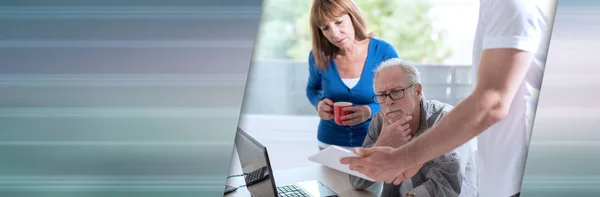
[307,145,376,182]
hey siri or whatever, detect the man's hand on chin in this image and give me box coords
[374,115,413,148]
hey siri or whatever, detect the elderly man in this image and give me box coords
[349,58,478,197]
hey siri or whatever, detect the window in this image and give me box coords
[243,0,479,116]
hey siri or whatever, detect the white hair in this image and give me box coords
[373,58,422,89]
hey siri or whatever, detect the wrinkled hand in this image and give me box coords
[340,106,371,126]
[374,115,413,148]
[317,98,334,120]
[340,147,422,185]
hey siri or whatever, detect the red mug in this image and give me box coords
[333,102,353,125]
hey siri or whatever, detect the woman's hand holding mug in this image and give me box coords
[339,104,371,126]
[317,98,334,120]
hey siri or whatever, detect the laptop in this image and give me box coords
[234,127,339,197]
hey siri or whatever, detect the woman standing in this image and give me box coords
[306,0,399,150]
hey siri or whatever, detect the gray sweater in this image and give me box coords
[349,99,462,197]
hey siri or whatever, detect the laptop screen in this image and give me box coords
[234,128,277,197]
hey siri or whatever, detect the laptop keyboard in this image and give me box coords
[276,185,311,197]
[245,166,268,186]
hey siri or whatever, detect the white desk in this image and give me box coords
[225,150,382,197]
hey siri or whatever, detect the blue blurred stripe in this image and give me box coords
[0,107,241,117]
[0,40,255,48]
[0,74,248,86]
[0,6,260,19]
[0,141,232,146]
[523,176,600,191]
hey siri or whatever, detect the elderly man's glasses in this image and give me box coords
[372,84,415,104]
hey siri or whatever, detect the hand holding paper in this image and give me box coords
[307,145,376,182]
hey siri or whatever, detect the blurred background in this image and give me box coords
[521,0,600,196]
[244,0,476,117]
[0,0,260,196]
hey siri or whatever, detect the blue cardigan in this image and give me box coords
[306,37,399,147]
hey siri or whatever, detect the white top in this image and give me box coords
[341,78,360,89]
[472,0,548,196]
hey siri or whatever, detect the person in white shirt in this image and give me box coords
[340,0,551,196]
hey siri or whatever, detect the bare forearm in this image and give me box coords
[394,91,506,168]
[394,48,534,169]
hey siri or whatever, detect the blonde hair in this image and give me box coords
[309,0,372,71]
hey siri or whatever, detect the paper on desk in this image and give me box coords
[307,145,376,182]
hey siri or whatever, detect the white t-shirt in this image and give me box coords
[342,77,360,89]
[472,0,548,196]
